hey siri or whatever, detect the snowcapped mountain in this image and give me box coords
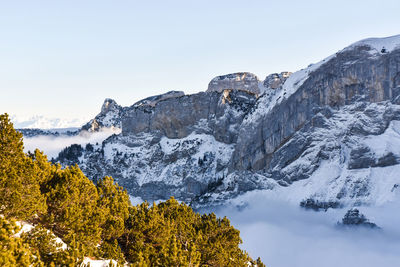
[51,34,400,209]
[11,115,86,129]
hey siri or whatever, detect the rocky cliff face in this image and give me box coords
[207,72,261,95]
[263,72,292,89]
[82,98,123,131]
[57,35,400,208]
[232,43,400,173]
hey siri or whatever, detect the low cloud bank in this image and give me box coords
[23,128,120,159]
[23,133,400,267]
[212,191,400,267]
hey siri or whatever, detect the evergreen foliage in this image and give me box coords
[0,113,266,267]
[120,198,253,266]
[0,217,39,266]
[57,144,83,163]
[0,114,47,220]
[42,165,102,253]
[21,224,80,266]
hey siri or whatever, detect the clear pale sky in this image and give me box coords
[1,0,400,121]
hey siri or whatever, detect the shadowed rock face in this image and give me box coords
[263,72,292,89]
[231,46,400,173]
[122,90,258,143]
[207,72,260,95]
[56,37,400,205]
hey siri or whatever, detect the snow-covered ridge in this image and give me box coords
[244,54,336,125]
[210,72,259,82]
[347,34,400,54]
[247,34,400,128]
[266,34,400,112]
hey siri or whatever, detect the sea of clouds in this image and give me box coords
[211,190,400,267]
[23,128,120,159]
[25,134,400,267]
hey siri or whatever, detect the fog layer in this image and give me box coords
[23,128,120,159]
[213,191,400,267]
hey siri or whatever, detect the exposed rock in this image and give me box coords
[132,91,185,107]
[338,208,379,228]
[82,98,123,131]
[231,44,400,174]
[376,152,399,167]
[122,90,257,142]
[207,72,260,95]
[348,147,399,169]
[263,72,292,89]
[300,198,341,211]
[348,146,376,169]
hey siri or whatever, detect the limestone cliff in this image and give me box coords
[56,35,400,208]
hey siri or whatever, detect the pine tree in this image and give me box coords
[98,238,126,264]
[21,224,69,266]
[187,242,201,267]
[96,176,130,240]
[0,216,41,266]
[42,165,101,253]
[0,113,46,220]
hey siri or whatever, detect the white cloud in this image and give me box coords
[211,191,400,267]
[23,128,120,159]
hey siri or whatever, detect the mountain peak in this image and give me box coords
[347,34,400,54]
[101,98,119,114]
[207,72,260,95]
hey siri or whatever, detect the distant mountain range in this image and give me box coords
[11,115,86,129]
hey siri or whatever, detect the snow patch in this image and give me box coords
[347,34,400,54]
[160,133,234,163]
[81,258,117,267]
[13,221,34,238]
[13,221,68,250]
[363,120,400,157]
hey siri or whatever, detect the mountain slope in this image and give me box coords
[57,34,400,207]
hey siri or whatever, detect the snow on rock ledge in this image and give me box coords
[346,34,400,54]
